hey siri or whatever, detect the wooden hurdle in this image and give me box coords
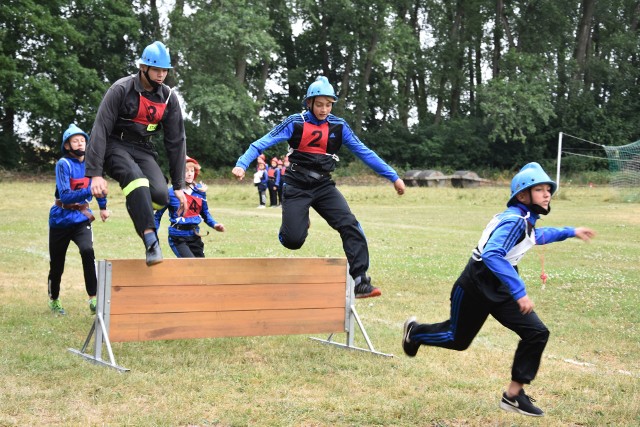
[69,257,392,371]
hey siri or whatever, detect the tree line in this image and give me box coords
[1,0,639,175]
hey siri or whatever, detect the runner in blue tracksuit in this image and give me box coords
[48,124,110,315]
[155,156,225,257]
[402,162,596,417]
[232,76,406,299]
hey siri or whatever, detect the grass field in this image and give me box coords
[0,178,638,426]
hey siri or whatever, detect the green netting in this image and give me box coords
[603,140,640,188]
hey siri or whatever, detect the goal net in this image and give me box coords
[556,132,640,201]
[602,140,640,189]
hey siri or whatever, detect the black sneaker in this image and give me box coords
[402,316,420,357]
[354,275,381,299]
[500,389,544,417]
[143,232,163,267]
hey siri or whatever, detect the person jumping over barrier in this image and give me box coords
[401,162,596,417]
[232,76,406,299]
[85,41,187,266]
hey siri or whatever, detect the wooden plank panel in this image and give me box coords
[109,308,346,342]
[109,258,347,287]
[110,282,346,314]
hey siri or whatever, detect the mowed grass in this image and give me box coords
[0,178,638,426]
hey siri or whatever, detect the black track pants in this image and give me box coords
[104,141,169,236]
[278,179,369,280]
[168,235,205,258]
[48,222,97,299]
[411,262,550,385]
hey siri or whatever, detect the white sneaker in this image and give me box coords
[257,205,266,209]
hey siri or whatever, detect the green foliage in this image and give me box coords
[2,0,640,175]
[0,0,142,168]
[479,51,557,144]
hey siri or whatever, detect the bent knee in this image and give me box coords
[279,233,306,250]
[151,188,169,207]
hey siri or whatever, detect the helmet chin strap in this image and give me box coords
[70,148,85,157]
[529,203,551,215]
[526,188,550,215]
[142,68,160,90]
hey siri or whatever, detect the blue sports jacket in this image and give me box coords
[49,156,107,228]
[474,203,576,300]
[236,110,399,182]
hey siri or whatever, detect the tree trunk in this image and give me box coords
[492,0,503,78]
[355,21,380,134]
[449,1,464,118]
[573,0,596,82]
[255,59,271,112]
[235,55,247,84]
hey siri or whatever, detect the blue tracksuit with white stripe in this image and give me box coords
[235,110,399,281]
[409,203,576,385]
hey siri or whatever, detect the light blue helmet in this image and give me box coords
[139,41,173,69]
[302,76,338,106]
[507,162,557,206]
[61,124,89,154]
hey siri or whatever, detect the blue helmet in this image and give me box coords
[139,41,173,69]
[508,162,557,206]
[61,124,89,154]
[302,76,338,106]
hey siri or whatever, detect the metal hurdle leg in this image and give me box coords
[68,260,129,372]
[310,270,393,357]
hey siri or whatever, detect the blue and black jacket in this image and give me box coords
[49,156,107,228]
[235,110,399,182]
[471,203,576,301]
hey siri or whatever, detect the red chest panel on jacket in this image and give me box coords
[267,168,276,178]
[133,95,168,126]
[184,194,202,218]
[70,177,90,191]
[298,122,329,154]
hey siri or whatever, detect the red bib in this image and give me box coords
[133,94,168,126]
[70,177,90,191]
[298,122,329,154]
[183,193,202,218]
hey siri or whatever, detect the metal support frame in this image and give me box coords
[310,271,393,358]
[68,260,129,372]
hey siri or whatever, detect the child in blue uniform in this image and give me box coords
[401,162,596,417]
[266,157,281,207]
[232,76,406,298]
[48,124,110,315]
[277,158,286,205]
[253,162,268,208]
[155,157,225,257]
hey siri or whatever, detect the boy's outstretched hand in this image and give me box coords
[232,167,245,180]
[394,178,406,195]
[574,227,596,242]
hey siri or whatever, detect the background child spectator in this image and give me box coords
[277,157,286,205]
[267,157,281,207]
[48,124,110,315]
[253,162,268,209]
